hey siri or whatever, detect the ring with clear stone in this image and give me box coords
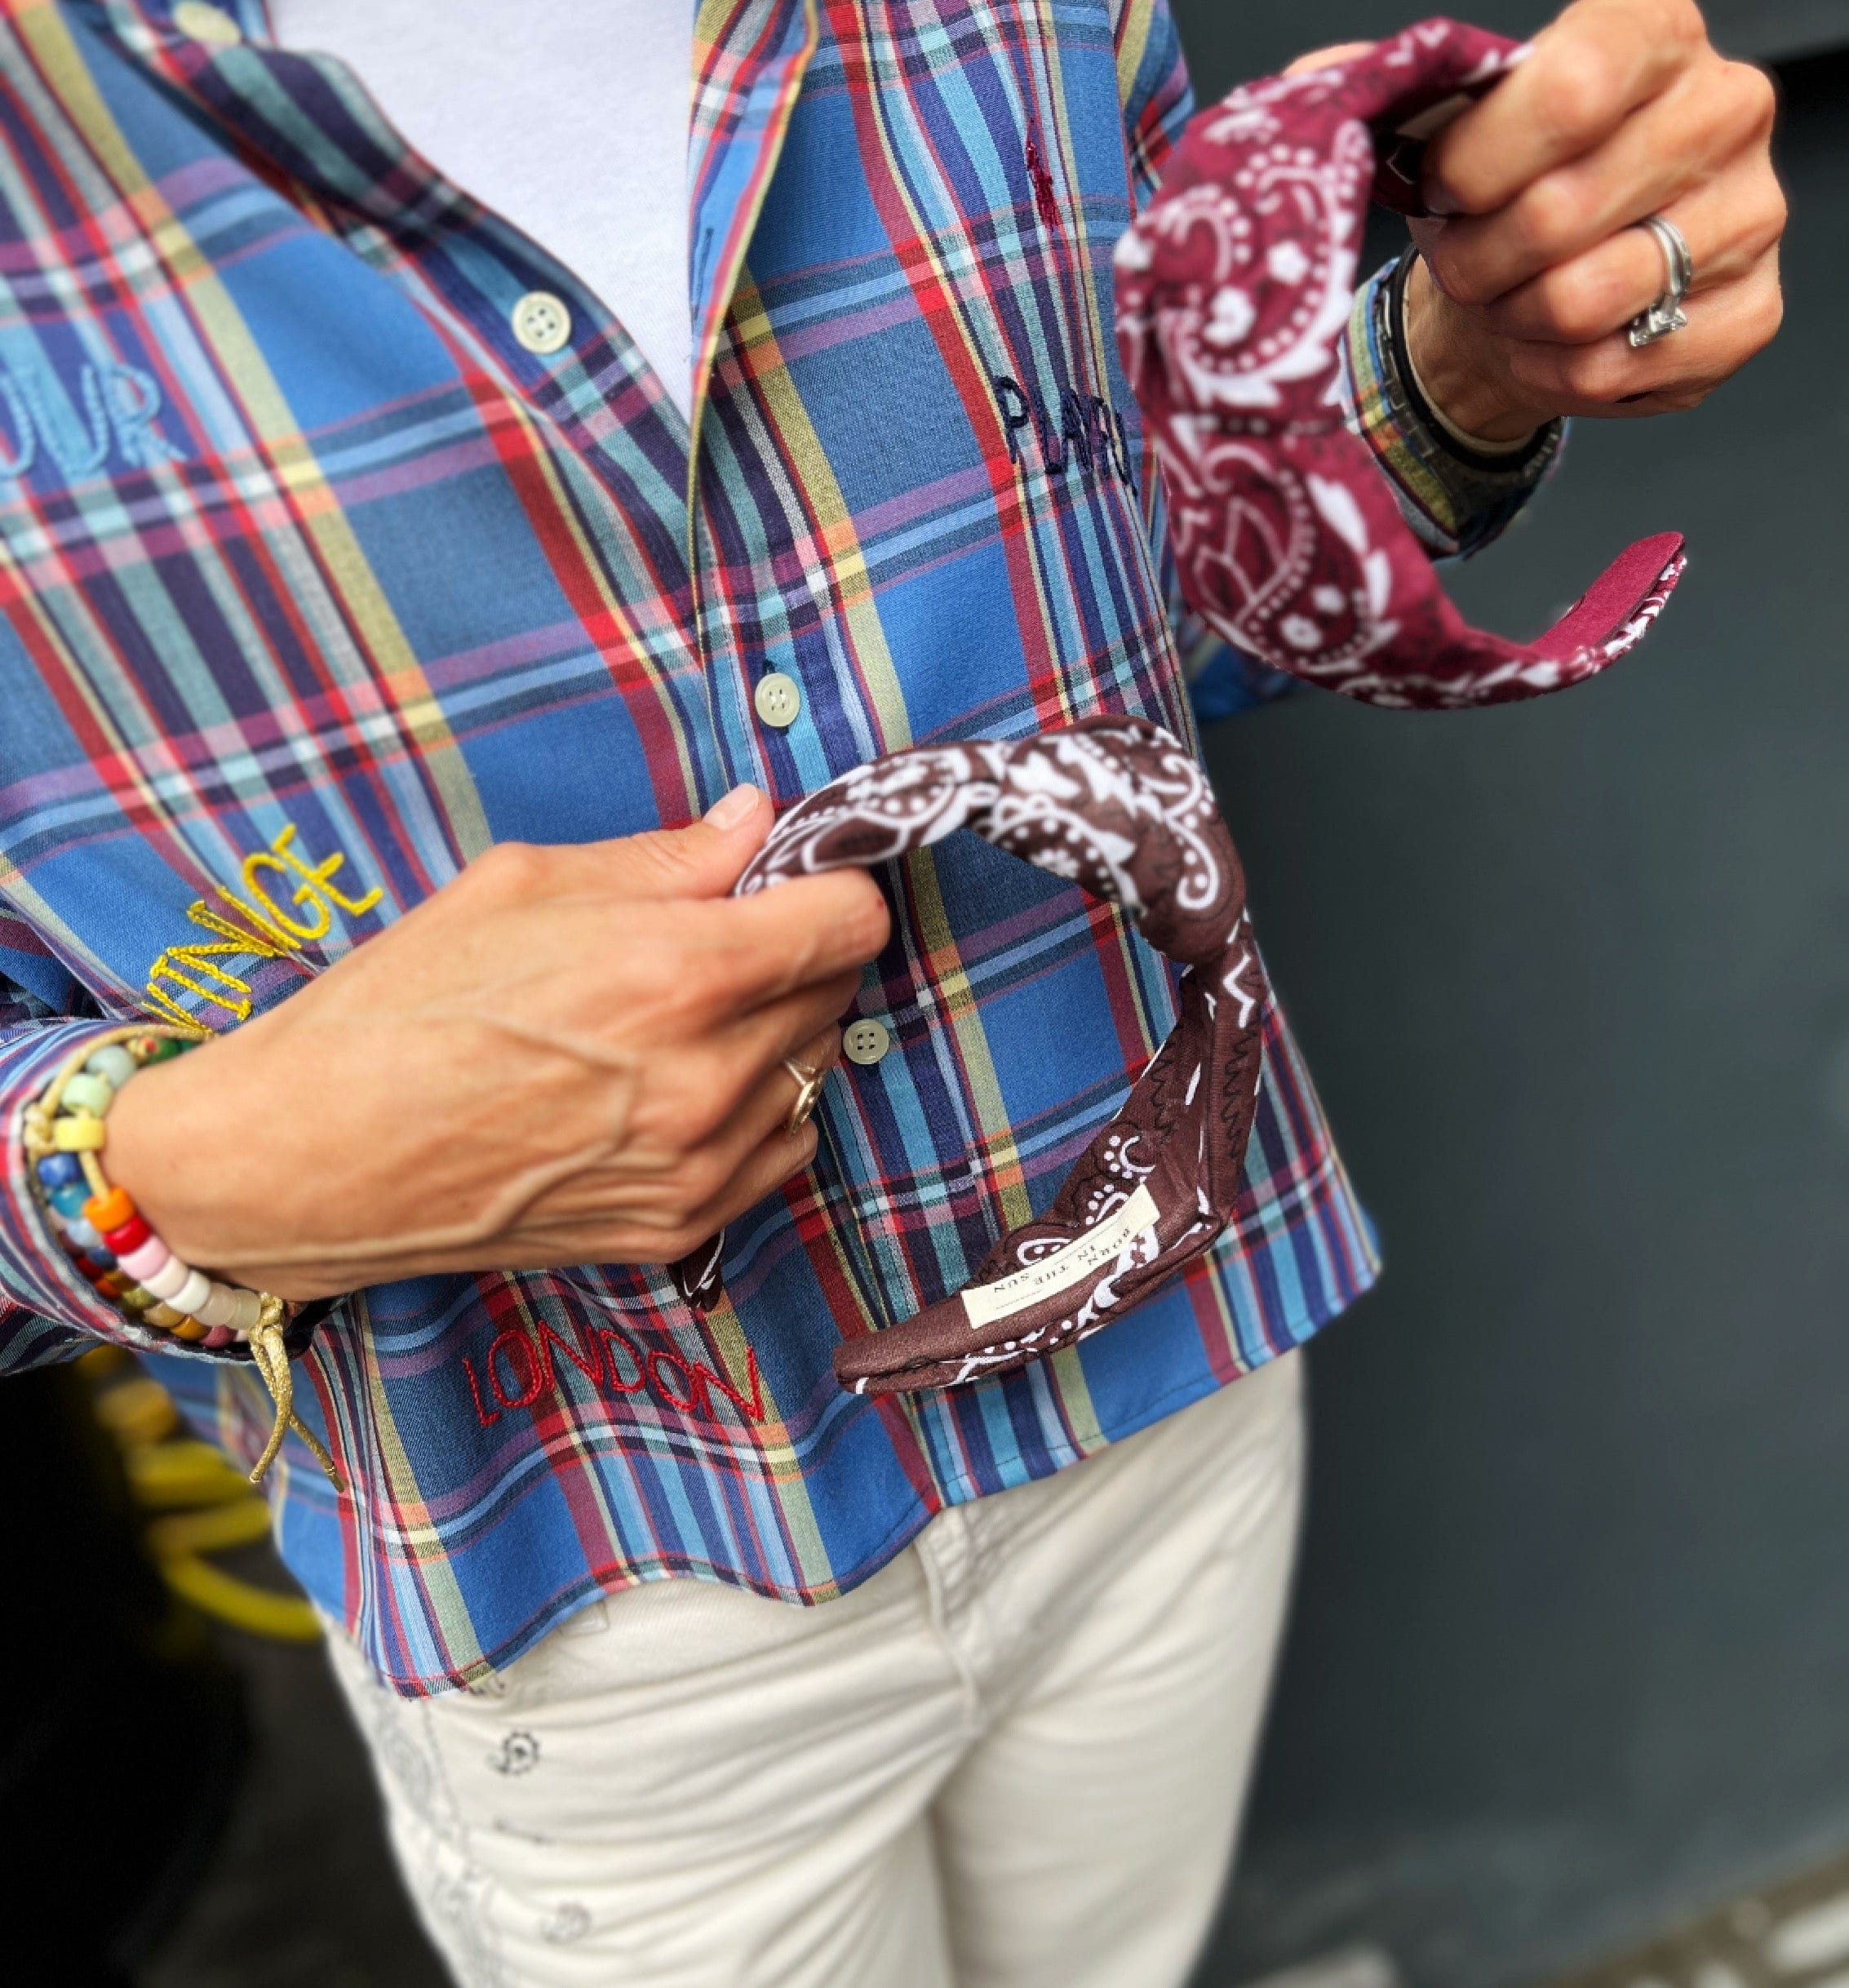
[1628,214,1695,348]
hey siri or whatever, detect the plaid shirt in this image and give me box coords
[0,0,1547,1693]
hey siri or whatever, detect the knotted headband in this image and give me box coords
[1112,15,1687,708]
[672,716,1266,1396]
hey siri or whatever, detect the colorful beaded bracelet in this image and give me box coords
[21,1024,341,1489]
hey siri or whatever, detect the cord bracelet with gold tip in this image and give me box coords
[22,1023,344,1489]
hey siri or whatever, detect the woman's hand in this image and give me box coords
[1403,0,1785,440]
[105,788,889,1300]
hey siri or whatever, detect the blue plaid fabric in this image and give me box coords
[0,0,1537,1693]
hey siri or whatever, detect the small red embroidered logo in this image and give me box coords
[1025,134,1060,230]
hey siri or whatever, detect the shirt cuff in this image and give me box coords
[0,1021,317,1372]
[1343,247,1565,561]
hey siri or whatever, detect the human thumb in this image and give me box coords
[596,784,772,901]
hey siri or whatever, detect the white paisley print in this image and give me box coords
[1113,16,1687,708]
[674,716,1268,1397]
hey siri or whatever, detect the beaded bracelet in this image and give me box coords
[21,1023,341,1489]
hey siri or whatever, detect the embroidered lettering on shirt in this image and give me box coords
[460,1316,767,1430]
[991,373,1134,488]
[142,822,384,1030]
[1024,134,1061,231]
[0,358,184,486]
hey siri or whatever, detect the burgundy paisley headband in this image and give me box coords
[672,717,1266,1398]
[1112,15,1686,708]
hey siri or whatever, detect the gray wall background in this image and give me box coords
[1174,0,1849,86]
[1167,11,1849,1983]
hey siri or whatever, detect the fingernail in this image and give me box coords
[703,784,761,829]
[1424,190,1461,218]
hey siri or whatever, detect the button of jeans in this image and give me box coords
[511,291,572,356]
[173,2,242,43]
[842,1018,890,1067]
[752,672,801,729]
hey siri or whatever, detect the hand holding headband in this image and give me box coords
[672,717,1266,1396]
[1112,15,1686,709]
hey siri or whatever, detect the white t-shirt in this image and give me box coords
[270,1,696,418]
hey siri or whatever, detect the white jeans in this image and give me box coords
[325,1353,1305,1988]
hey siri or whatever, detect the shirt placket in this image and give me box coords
[87,0,730,808]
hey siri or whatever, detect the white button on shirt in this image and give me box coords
[511,291,572,356]
[842,1019,890,1067]
[753,672,802,729]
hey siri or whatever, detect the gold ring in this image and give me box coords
[782,1058,827,1137]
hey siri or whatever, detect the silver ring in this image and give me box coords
[1627,214,1693,348]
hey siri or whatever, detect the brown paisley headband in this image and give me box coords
[1112,15,1686,708]
[668,17,1688,1393]
[672,716,1266,1398]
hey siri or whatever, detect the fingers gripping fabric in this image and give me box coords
[1111,15,1687,709]
[672,717,1266,1396]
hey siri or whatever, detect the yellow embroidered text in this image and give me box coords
[143,823,382,1031]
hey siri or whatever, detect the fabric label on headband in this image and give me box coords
[960,1183,1160,1330]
